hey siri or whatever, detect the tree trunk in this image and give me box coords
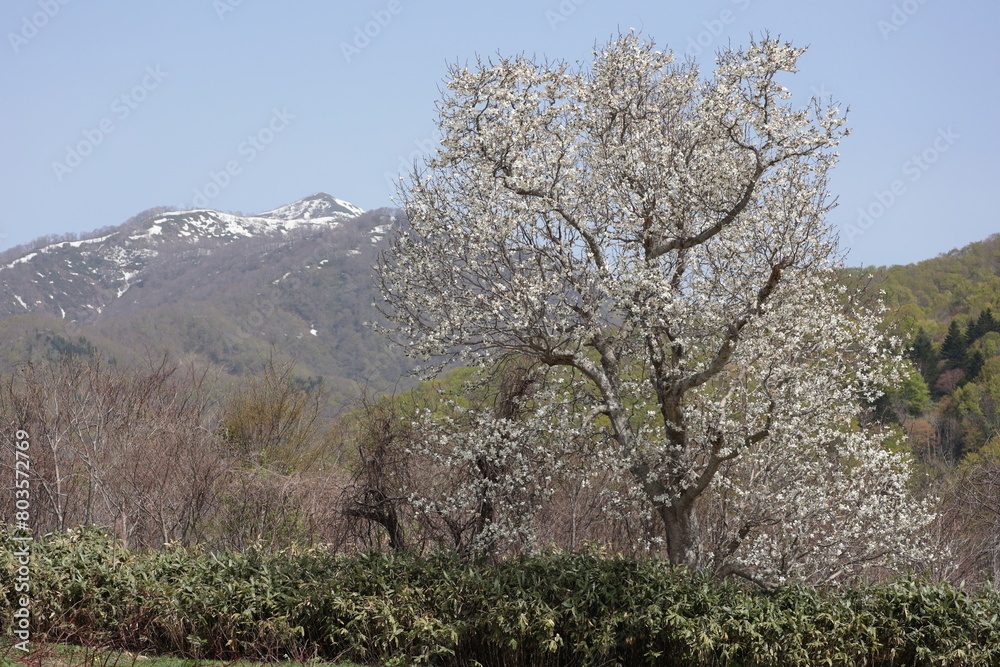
[657,500,701,569]
[630,458,702,568]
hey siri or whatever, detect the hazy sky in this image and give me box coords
[3,1,997,267]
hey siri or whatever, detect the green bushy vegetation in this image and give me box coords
[3,527,999,666]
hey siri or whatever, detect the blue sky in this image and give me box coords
[3,0,997,267]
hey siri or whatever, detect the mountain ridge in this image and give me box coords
[869,233,1000,336]
[0,193,371,325]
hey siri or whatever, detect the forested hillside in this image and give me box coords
[863,234,1000,463]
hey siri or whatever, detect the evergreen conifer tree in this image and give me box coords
[907,328,938,382]
[941,320,968,370]
[978,308,998,336]
[965,349,986,381]
[966,318,981,345]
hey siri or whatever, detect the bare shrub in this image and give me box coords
[0,354,227,549]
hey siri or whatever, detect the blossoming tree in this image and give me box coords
[377,33,937,584]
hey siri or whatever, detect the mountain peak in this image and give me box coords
[256,193,364,221]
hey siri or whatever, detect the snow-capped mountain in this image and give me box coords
[0,193,374,323]
[0,193,409,392]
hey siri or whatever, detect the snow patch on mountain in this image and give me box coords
[257,192,364,221]
[371,223,393,244]
[147,197,358,241]
[6,253,38,269]
[65,234,114,249]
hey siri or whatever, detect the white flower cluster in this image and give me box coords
[405,370,595,555]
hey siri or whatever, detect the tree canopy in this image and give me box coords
[377,33,937,585]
